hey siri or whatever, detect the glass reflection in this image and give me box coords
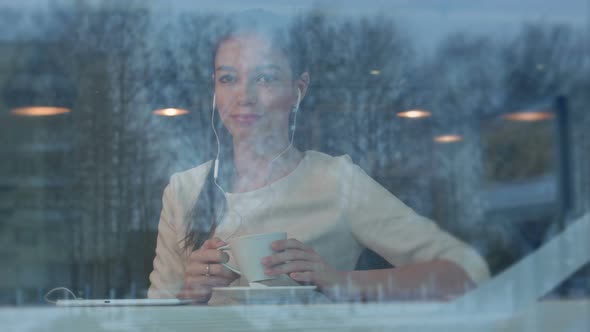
[0,0,587,318]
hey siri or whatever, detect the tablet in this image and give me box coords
[56,298,194,306]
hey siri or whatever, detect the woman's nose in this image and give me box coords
[236,80,257,106]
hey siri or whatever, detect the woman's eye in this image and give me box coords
[256,73,278,84]
[218,75,236,84]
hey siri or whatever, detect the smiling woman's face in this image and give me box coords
[214,32,300,142]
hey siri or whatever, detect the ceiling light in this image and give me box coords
[397,109,432,119]
[11,106,71,117]
[153,108,190,117]
[502,111,554,122]
[434,134,463,144]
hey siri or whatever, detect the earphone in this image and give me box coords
[211,87,301,182]
[291,87,301,131]
[294,86,302,113]
[212,93,220,180]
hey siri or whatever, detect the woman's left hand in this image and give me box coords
[261,238,345,290]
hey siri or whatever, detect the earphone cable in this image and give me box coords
[44,287,83,304]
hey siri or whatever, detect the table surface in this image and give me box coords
[1,299,588,332]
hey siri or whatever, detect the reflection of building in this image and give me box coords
[436,98,589,288]
[480,106,560,232]
[0,33,172,304]
[0,42,122,302]
[0,41,79,303]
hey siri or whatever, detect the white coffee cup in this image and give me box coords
[218,232,287,282]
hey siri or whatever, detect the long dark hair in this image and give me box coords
[181,10,308,251]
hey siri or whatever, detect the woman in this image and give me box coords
[148,11,490,304]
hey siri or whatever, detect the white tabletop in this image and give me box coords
[1,299,588,332]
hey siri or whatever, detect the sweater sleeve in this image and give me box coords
[344,161,490,285]
[148,176,186,299]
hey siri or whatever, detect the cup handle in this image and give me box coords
[217,245,241,275]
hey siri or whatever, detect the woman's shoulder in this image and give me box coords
[304,150,364,181]
[170,160,213,183]
[304,150,383,193]
[305,150,354,169]
[167,160,214,202]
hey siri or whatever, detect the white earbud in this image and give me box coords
[293,88,301,113]
[290,88,301,131]
[213,159,219,179]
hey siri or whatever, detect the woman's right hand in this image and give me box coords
[177,237,240,303]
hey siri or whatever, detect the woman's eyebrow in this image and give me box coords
[215,65,237,72]
[255,64,282,72]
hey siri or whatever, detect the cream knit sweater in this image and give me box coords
[148,151,490,303]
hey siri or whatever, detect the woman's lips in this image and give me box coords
[231,114,262,125]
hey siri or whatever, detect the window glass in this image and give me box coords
[0,0,588,329]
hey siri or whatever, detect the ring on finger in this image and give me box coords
[205,263,210,277]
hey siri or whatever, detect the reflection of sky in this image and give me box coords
[151,0,589,50]
[1,0,588,49]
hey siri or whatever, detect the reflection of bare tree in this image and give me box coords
[503,24,582,106]
[494,23,589,223]
[42,1,155,297]
[423,25,590,274]
[290,13,438,221]
[293,14,413,167]
[423,35,503,251]
[502,24,590,220]
[38,7,249,298]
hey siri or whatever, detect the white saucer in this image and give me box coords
[211,285,318,304]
